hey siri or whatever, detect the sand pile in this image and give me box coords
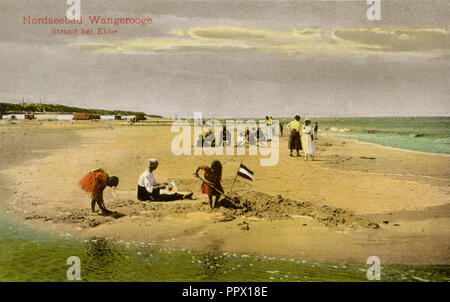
[44,190,380,230]
[218,191,379,229]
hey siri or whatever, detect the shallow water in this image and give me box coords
[329,133,450,154]
[1,212,448,282]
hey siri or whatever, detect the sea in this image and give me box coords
[315,117,450,154]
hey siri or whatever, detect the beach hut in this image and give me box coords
[4,114,25,120]
[35,114,57,121]
[56,114,74,121]
[100,115,116,120]
[73,114,100,120]
[33,114,73,121]
[73,114,88,120]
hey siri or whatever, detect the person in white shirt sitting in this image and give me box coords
[137,159,192,201]
[236,132,246,147]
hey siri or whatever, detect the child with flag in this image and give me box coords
[195,160,224,209]
[194,161,254,210]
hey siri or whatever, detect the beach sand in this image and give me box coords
[0,121,449,264]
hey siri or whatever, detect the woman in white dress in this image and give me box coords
[301,119,315,161]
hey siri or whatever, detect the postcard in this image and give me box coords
[0,0,448,290]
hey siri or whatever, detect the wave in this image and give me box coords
[326,127,437,138]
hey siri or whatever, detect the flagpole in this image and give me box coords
[229,156,244,196]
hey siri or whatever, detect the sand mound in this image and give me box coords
[218,191,379,229]
[37,190,379,230]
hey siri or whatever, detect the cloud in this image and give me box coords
[72,26,450,57]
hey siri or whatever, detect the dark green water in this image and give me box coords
[0,212,448,282]
[312,117,450,154]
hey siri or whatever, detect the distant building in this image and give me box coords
[34,114,73,121]
[3,114,25,120]
[0,112,145,122]
[73,114,100,120]
[100,115,116,120]
[56,114,74,121]
[35,114,56,120]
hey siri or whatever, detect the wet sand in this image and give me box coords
[0,121,449,264]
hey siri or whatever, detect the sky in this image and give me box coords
[0,0,448,117]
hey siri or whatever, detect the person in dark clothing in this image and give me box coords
[219,126,231,146]
[196,134,204,147]
[287,115,302,157]
[249,128,257,145]
[257,127,265,142]
[314,122,319,140]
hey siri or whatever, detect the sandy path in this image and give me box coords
[0,121,449,264]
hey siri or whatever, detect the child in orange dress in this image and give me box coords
[78,168,119,215]
[195,160,223,209]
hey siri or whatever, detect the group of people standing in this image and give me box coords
[286,115,318,160]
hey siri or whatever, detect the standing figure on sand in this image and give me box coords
[270,116,275,137]
[266,116,273,141]
[78,168,119,216]
[195,160,224,209]
[301,119,315,161]
[287,115,302,157]
[314,122,319,140]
